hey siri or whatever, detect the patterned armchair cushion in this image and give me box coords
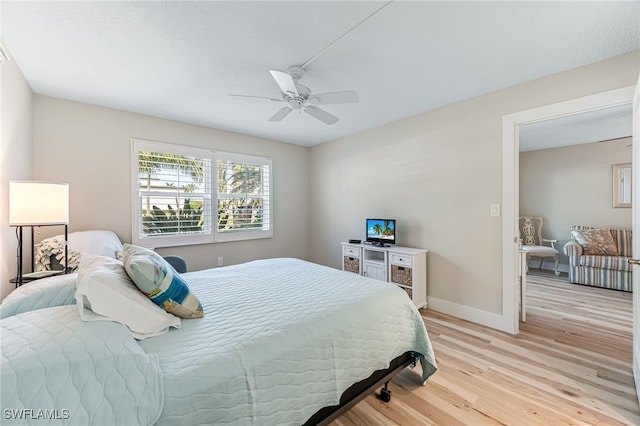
[570,228,618,255]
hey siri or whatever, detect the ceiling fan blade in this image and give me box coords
[269,70,299,97]
[309,90,359,105]
[304,105,339,125]
[269,107,293,122]
[229,94,283,102]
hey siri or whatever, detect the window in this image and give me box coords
[132,139,272,248]
[214,152,272,242]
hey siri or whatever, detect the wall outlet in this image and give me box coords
[217,256,224,266]
[490,204,501,217]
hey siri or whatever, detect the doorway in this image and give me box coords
[519,108,632,278]
[501,85,636,335]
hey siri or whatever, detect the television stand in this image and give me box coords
[340,242,429,309]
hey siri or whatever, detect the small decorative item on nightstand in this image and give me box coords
[9,181,70,287]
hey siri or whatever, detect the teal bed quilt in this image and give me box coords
[140,258,436,425]
[0,257,436,425]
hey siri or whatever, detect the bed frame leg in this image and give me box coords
[377,381,392,403]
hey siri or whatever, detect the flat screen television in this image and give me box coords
[366,218,396,247]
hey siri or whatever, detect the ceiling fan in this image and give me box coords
[229,65,358,125]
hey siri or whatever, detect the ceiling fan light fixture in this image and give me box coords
[232,66,358,125]
[287,98,303,110]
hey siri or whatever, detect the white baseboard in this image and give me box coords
[427,297,511,333]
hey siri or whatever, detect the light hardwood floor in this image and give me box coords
[331,271,639,425]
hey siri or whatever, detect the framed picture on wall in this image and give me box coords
[613,163,631,208]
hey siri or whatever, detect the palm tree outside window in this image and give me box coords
[132,139,272,248]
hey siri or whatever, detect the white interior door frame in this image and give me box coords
[501,85,635,335]
[631,75,640,405]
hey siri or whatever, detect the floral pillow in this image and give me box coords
[122,244,203,319]
[571,228,618,255]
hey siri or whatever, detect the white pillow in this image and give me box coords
[76,255,180,339]
[68,230,124,258]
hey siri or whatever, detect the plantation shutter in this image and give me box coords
[214,152,273,242]
[132,139,213,248]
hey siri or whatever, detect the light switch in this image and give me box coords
[490,204,501,217]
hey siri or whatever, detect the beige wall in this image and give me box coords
[308,51,639,317]
[0,44,33,300]
[32,96,310,272]
[3,48,639,322]
[520,137,632,272]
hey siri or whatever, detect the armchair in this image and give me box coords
[563,226,632,292]
[519,216,560,276]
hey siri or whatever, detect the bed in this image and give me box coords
[1,257,437,425]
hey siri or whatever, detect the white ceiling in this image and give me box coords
[519,103,633,152]
[1,1,638,147]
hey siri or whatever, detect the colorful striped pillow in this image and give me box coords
[122,244,203,319]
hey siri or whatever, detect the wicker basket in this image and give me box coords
[403,287,412,299]
[344,256,360,274]
[391,265,412,287]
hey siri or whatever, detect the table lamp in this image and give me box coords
[9,181,69,286]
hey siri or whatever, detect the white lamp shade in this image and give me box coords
[9,181,69,226]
